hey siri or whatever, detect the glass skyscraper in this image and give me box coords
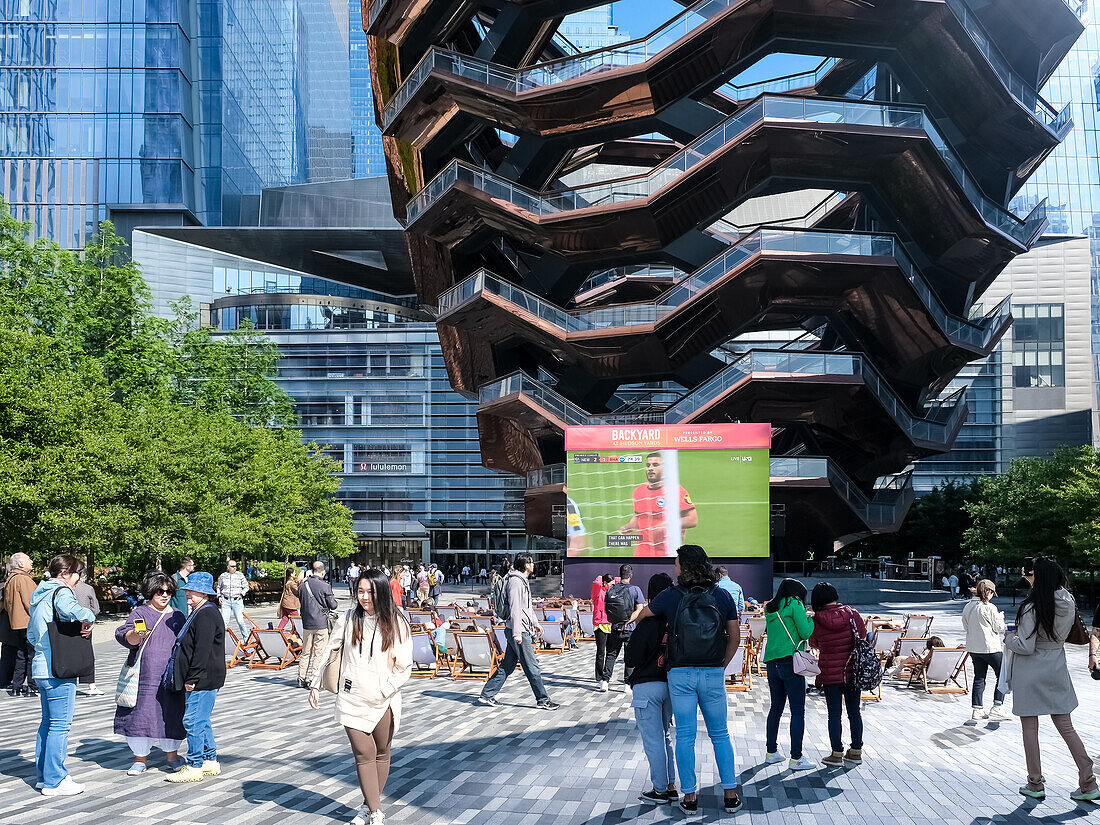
[0,0,385,247]
[1010,6,1100,441]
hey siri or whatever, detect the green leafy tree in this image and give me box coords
[849,479,980,565]
[963,446,1096,569]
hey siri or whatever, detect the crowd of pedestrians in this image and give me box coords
[2,548,1099,820]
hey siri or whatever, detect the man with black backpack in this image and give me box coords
[629,545,742,814]
[478,554,559,710]
[599,565,646,690]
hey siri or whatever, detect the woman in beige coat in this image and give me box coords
[1005,557,1097,802]
[309,568,412,825]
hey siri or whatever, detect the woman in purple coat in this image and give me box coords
[114,571,187,775]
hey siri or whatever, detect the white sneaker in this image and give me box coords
[41,776,84,796]
[788,757,817,771]
[971,708,988,721]
[765,752,786,764]
[126,762,148,776]
[369,812,386,825]
[597,680,608,693]
[350,805,370,825]
[83,685,104,696]
[989,705,1012,721]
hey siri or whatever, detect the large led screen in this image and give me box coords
[564,424,771,558]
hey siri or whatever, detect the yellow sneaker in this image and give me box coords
[165,765,204,783]
[201,760,221,776]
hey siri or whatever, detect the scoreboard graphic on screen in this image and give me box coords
[564,423,771,558]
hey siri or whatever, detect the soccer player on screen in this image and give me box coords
[617,452,697,556]
[565,489,587,555]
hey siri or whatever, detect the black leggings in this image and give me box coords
[345,707,395,812]
[594,628,610,681]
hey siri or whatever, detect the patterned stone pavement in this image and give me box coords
[2,591,1099,825]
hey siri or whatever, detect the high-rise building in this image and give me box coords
[365,0,1079,586]
[132,177,539,571]
[1009,4,1100,441]
[0,0,383,248]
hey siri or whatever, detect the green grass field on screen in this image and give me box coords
[565,448,769,557]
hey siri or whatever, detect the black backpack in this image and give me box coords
[845,615,883,691]
[668,586,727,667]
[604,583,634,625]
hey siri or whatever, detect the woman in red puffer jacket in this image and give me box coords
[808,582,866,768]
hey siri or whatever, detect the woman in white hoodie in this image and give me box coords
[960,579,1008,721]
[309,568,413,825]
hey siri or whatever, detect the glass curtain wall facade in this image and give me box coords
[1011,9,1100,442]
[0,0,384,247]
[132,229,528,568]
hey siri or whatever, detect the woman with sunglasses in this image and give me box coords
[113,571,188,776]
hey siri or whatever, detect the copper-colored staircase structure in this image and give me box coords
[365,0,1081,553]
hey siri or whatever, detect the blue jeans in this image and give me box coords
[183,689,219,767]
[221,598,249,640]
[970,651,1005,707]
[765,656,806,759]
[632,681,675,791]
[36,677,77,788]
[667,666,737,793]
[480,632,549,703]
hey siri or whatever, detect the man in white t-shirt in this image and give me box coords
[461,565,471,584]
[345,562,361,598]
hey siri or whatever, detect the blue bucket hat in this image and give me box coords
[182,571,217,596]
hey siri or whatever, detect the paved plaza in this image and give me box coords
[2,591,1099,825]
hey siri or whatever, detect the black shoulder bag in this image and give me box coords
[47,588,95,680]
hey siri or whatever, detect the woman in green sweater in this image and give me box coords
[763,579,816,771]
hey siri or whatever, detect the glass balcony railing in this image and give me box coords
[484,349,964,449]
[718,58,841,101]
[383,0,1066,141]
[577,264,684,297]
[526,464,566,488]
[407,96,1048,249]
[437,227,1010,355]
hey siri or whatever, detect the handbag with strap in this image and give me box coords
[47,588,95,680]
[776,610,820,677]
[1066,608,1090,645]
[116,609,169,707]
[317,609,354,693]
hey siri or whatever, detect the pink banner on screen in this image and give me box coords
[565,423,771,451]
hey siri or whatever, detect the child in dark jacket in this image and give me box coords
[165,573,226,785]
[808,583,865,767]
[624,573,677,805]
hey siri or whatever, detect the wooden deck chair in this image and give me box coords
[442,628,461,675]
[724,646,751,691]
[247,629,299,670]
[908,647,968,694]
[534,607,548,621]
[453,632,499,681]
[242,611,261,630]
[538,621,567,654]
[224,627,255,668]
[408,609,433,625]
[872,629,903,661]
[472,615,494,631]
[753,635,768,676]
[474,597,490,612]
[492,626,509,655]
[410,630,442,678]
[437,606,458,622]
[902,614,933,639]
[577,611,596,642]
[565,606,579,625]
[744,616,766,641]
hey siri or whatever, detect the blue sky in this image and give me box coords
[609,1,816,83]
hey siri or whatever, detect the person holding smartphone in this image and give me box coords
[114,571,187,775]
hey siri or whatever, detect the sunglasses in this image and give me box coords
[153,588,171,595]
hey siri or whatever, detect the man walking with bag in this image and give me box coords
[297,562,338,689]
[478,554,559,710]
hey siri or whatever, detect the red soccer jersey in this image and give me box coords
[631,484,695,556]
